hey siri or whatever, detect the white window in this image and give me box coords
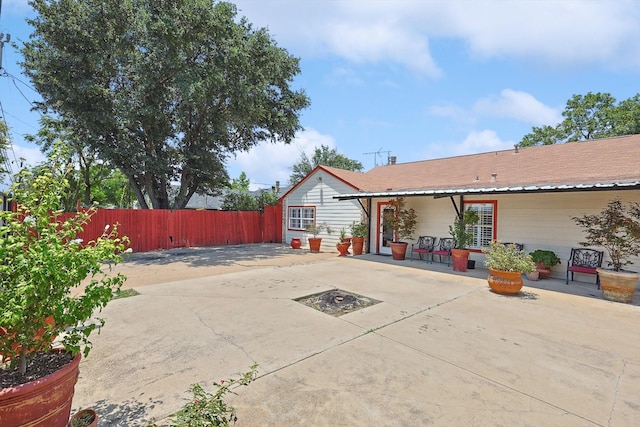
[288,207,315,230]
[464,202,496,249]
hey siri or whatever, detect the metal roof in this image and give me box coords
[334,180,640,200]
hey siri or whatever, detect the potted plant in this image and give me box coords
[573,198,640,303]
[449,209,480,272]
[0,148,128,427]
[383,197,417,260]
[68,408,98,427]
[304,222,332,252]
[482,241,536,295]
[529,249,561,279]
[349,220,368,255]
[336,228,351,256]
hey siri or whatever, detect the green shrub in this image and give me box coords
[171,365,258,427]
[482,241,536,273]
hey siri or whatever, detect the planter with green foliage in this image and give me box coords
[383,198,417,260]
[573,198,640,303]
[449,209,480,272]
[0,146,129,426]
[349,220,367,255]
[529,249,561,279]
[305,222,332,252]
[482,241,536,295]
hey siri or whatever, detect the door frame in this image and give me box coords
[377,201,393,255]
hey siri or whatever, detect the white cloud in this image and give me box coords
[233,0,640,72]
[473,89,562,126]
[428,103,473,124]
[454,130,514,155]
[325,67,365,86]
[8,143,45,169]
[325,22,442,76]
[442,1,640,68]
[0,143,45,190]
[228,128,336,190]
[422,130,514,160]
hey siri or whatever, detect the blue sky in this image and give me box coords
[1,0,640,190]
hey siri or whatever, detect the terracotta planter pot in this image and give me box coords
[451,248,470,272]
[487,268,524,295]
[336,242,351,256]
[308,237,322,252]
[290,238,302,249]
[351,237,365,255]
[68,408,98,427]
[526,270,540,281]
[390,242,408,260]
[0,350,81,427]
[535,262,552,279]
[597,268,639,303]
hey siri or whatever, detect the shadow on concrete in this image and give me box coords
[75,397,164,427]
[122,243,323,268]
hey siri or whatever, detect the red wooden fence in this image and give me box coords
[60,206,282,253]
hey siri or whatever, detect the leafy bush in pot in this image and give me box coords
[349,220,368,238]
[449,209,480,249]
[529,249,561,267]
[482,241,536,273]
[0,146,129,377]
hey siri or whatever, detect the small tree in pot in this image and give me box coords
[383,197,417,260]
[0,146,129,426]
[449,209,480,272]
[304,222,332,252]
[573,198,640,303]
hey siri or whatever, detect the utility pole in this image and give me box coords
[0,0,8,70]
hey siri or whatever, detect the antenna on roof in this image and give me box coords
[363,148,391,167]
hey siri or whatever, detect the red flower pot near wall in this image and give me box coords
[290,238,302,249]
[0,350,81,427]
[451,248,470,272]
[336,242,351,256]
[351,237,365,255]
[390,242,408,260]
[308,238,322,252]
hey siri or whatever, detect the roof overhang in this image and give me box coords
[333,181,640,200]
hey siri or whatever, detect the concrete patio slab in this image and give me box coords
[69,245,640,426]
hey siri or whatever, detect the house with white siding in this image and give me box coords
[280,135,640,279]
[279,166,371,251]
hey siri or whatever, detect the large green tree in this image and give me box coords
[27,115,135,210]
[520,92,640,146]
[21,0,310,209]
[289,145,363,185]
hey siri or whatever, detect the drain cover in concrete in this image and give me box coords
[295,289,381,317]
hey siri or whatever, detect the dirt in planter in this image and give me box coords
[295,289,381,317]
[0,351,74,388]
